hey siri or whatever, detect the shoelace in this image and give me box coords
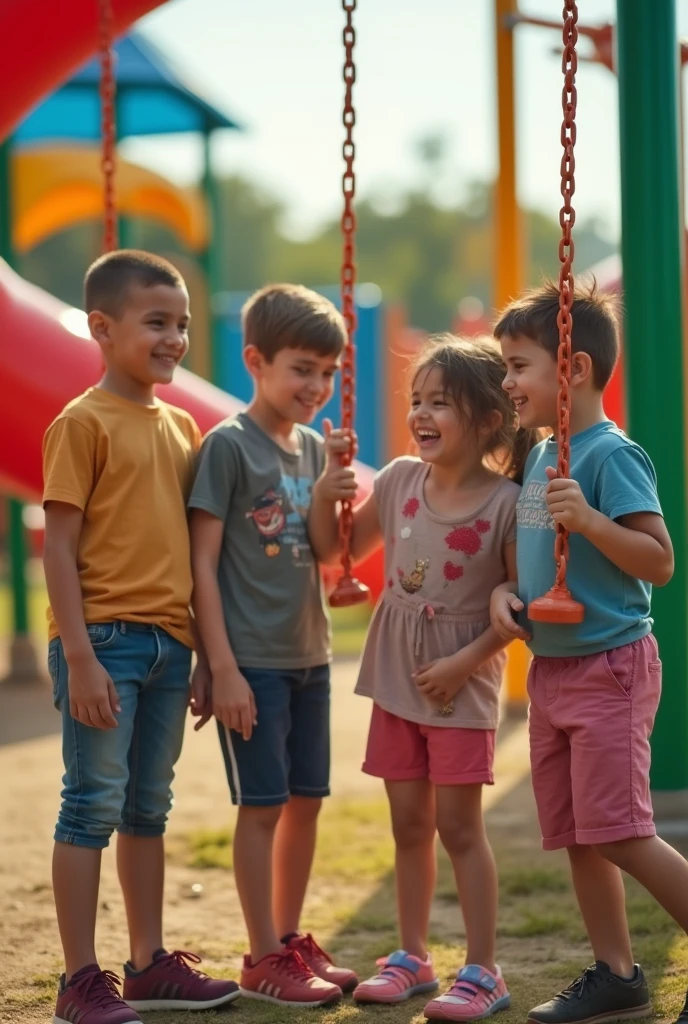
[273,949,316,981]
[293,934,333,966]
[561,965,603,1001]
[71,969,123,1008]
[156,950,208,980]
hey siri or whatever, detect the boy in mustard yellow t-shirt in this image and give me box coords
[42,251,238,1024]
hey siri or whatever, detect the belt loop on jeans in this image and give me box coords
[119,621,126,634]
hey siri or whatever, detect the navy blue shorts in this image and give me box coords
[217,664,331,807]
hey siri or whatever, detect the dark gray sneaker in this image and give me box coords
[528,962,651,1024]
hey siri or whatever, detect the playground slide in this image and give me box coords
[0,259,383,598]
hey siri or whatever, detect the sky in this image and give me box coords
[122,0,688,243]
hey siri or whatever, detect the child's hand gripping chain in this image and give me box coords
[319,418,359,504]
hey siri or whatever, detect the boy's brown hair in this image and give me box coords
[85,249,185,317]
[241,283,347,362]
[493,278,620,391]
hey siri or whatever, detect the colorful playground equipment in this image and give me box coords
[13,145,208,255]
[0,0,686,798]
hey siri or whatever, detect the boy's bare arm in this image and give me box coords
[582,510,674,587]
[308,483,342,565]
[545,471,674,587]
[189,508,257,739]
[43,501,120,729]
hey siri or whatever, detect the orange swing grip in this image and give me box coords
[329,0,369,609]
[528,0,584,626]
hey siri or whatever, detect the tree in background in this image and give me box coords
[19,142,615,334]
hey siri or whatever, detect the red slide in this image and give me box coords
[0,260,383,596]
[0,0,383,599]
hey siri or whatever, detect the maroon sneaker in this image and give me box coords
[55,964,141,1024]
[123,948,240,1011]
[283,932,358,993]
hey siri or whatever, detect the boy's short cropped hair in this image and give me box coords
[85,249,185,317]
[493,278,620,391]
[241,283,347,362]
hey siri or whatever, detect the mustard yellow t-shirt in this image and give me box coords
[42,387,201,647]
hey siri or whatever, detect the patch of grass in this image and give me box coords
[187,827,233,870]
[163,787,688,1024]
[3,970,60,1008]
[500,866,569,897]
[627,891,675,937]
[330,602,372,659]
[183,797,394,882]
[501,911,569,938]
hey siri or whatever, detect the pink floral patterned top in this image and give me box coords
[355,457,520,728]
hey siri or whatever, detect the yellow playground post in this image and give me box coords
[494,0,530,712]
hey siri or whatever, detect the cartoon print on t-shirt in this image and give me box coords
[245,487,287,557]
[245,474,318,566]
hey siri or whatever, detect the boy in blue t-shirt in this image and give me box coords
[491,281,688,1024]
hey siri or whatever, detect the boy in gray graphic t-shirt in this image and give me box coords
[188,283,358,1006]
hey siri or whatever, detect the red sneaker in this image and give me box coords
[54,964,140,1024]
[283,932,358,993]
[240,948,342,1007]
[123,949,239,1011]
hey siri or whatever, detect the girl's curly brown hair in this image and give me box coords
[411,334,544,485]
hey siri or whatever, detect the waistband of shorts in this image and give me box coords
[531,632,657,666]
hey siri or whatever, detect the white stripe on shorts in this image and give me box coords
[223,725,242,805]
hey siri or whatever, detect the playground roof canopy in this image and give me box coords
[16,31,241,143]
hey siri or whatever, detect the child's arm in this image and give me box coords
[188,611,212,732]
[489,538,531,642]
[43,501,120,729]
[415,541,519,704]
[189,509,257,740]
[544,466,674,586]
[309,419,383,564]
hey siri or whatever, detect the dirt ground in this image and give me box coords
[2,652,685,1024]
[0,652,535,1021]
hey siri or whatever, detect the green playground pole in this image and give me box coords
[0,136,38,681]
[8,498,29,637]
[617,0,688,795]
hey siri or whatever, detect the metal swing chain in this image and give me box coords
[338,0,357,576]
[553,0,578,590]
[98,0,118,252]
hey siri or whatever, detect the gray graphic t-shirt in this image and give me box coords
[189,413,331,668]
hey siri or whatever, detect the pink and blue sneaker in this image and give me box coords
[424,964,511,1021]
[353,949,439,1004]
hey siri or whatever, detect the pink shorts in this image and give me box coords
[528,633,662,850]
[362,703,495,785]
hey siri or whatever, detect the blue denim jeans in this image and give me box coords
[48,621,191,849]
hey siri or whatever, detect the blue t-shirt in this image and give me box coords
[516,420,663,657]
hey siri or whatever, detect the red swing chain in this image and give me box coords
[329,0,369,608]
[528,0,584,624]
[98,0,118,252]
